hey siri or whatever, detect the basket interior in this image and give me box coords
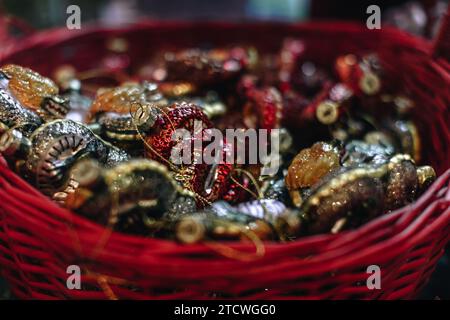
[1,21,448,172]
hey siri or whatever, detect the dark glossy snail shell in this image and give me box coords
[0,87,42,134]
[384,155,418,210]
[262,177,290,203]
[300,154,424,235]
[25,119,129,196]
[383,120,421,162]
[67,159,194,233]
[342,140,394,166]
[62,79,93,123]
[302,167,385,234]
[173,204,276,244]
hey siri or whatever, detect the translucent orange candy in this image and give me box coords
[1,64,58,110]
[89,83,148,120]
[285,142,340,190]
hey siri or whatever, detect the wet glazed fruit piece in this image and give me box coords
[89,82,164,119]
[0,65,70,120]
[1,64,59,110]
[286,141,341,190]
[285,141,342,208]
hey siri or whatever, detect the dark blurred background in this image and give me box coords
[0,0,448,300]
[0,0,447,37]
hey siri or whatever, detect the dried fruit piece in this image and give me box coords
[306,174,385,234]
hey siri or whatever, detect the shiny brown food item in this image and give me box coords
[1,64,59,110]
[286,142,341,190]
[88,82,164,149]
[89,82,164,119]
[384,155,418,210]
[307,174,385,234]
[293,154,435,236]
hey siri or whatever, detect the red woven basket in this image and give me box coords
[0,12,449,299]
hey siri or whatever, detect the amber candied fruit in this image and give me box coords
[89,83,147,120]
[286,142,340,190]
[1,64,58,110]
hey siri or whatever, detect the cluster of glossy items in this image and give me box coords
[0,40,437,243]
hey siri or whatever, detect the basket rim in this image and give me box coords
[0,20,435,62]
